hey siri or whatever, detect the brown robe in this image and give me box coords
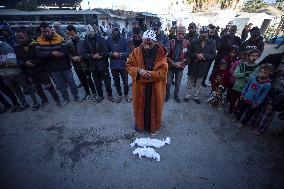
[126,44,168,134]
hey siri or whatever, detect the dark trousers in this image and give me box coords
[229,89,241,113]
[3,72,38,105]
[92,69,112,97]
[0,80,19,106]
[28,71,60,103]
[111,69,129,96]
[74,68,97,96]
[202,61,213,83]
[50,69,78,101]
[236,100,257,124]
[166,69,183,97]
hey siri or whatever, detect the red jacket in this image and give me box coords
[210,66,230,89]
[168,39,189,70]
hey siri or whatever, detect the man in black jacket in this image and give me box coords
[240,27,264,55]
[82,25,114,103]
[66,25,97,102]
[14,28,61,106]
[213,25,241,74]
[36,22,82,106]
[184,26,216,104]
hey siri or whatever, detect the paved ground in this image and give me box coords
[0,44,283,189]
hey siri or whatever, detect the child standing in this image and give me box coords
[208,61,230,110]
[224,47,241,102]
[229,49,259,115]
[235,64,273,127]
[251,67,284,135]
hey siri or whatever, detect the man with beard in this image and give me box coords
[184,26,216,104]
[0,40,41,111]
[168,27,177,40]
[165,25,189,103]
[36,22,82,106]
[240,27,264,55]
[214,25,241,73]
[201,26,221,87]
[14,28,61,107]
[152,20,170,54]
[82,25,114,103]
[185,22,199,42]
[128,26,143,51]
[106,23,131,103]
[126,30,168,135]
[66,25,97,101]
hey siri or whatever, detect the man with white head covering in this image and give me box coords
[126,30,168,135]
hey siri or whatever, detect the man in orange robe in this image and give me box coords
[126,30,168,135]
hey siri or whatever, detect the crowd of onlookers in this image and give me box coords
[0,20,283,136]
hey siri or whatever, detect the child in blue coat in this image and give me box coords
[235,64,273,127]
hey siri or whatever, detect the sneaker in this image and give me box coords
[115,96,122,103]
[96,96,104,103]
[32,103,41,111]
[183,97,190,102]
[194,99,201,104]
[61,100,70,107]
[125,95,132,102]
[108,96,115,103]
[174,96,181,103]
[165,96,169,102]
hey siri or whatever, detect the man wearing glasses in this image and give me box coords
[165,26,189,103]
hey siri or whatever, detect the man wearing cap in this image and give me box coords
[165,25,189,103]
[184,26,216,104]
[152,20,170,54]
[185,22,199,42]
[213,25,241,74]
[126,30,168,135]
[128,26,143,52]
[240,26,264,55]
[106,23,131,103]
[82,24,115,103]
[168,27,177,40]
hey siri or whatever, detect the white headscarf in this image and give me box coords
[142,30,156,41]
